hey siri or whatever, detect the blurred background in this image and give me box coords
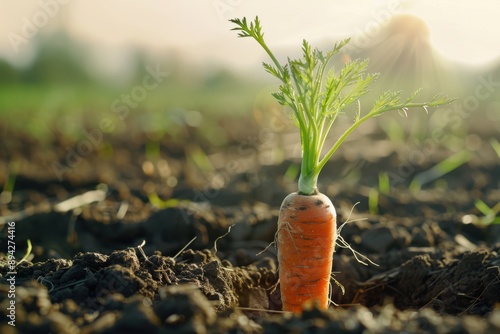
[0,0,499,196]
[1,1,499,131]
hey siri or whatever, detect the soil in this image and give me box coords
[1,117,499,334]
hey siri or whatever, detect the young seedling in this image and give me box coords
[409,150,471,192]
[490,138,500,159]
[474,199,500,225]
[368,172,391,215]
[0,161,19,205]
[230,16,454,313]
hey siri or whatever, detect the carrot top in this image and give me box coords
[230,17,454,195]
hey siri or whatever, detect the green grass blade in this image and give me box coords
[410,150,471,190]
[490,138,500,159]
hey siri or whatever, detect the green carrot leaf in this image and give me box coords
[230,16,455,195]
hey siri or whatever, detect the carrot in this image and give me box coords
[277,192,336,312]
[230,17,454,312]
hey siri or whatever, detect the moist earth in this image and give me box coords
[1,120,499,333]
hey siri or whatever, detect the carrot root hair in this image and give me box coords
[336,202,379,267]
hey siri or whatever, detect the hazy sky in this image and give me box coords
[1,0,500,73]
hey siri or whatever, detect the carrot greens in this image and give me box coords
[230,17,454,195]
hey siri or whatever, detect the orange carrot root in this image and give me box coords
[277,191,337,313]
